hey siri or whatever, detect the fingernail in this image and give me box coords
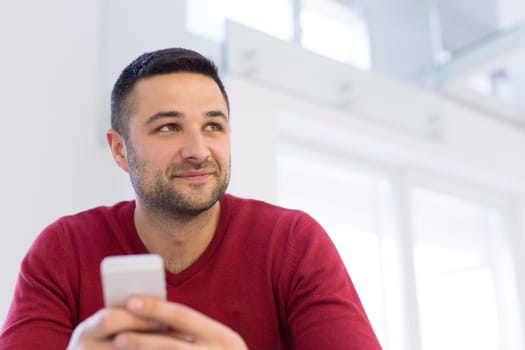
[128,297,144,311]
[114,334,128,348]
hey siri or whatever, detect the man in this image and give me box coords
[0,48,381,349]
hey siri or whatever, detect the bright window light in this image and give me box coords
[276,143,402,349]
[186,0,294,42]
[187,0,371,70]
[300,0,371,69]
[276,142,521,350]
[411,188,510,350]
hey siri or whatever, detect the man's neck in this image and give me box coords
[133,200,221,274]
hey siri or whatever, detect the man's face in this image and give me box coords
[123,72,230,217]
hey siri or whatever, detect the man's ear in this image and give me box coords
[106,128,129,173]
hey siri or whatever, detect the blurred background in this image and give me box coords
[1,1,525,349]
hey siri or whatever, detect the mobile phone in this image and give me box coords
[100,254,166,307]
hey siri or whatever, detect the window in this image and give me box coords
[186,0,294,42]
[276,143,402,349]
[411,187,521,350]
[276,142,522,349]
[300,0,371,69]
[186,0,371,69]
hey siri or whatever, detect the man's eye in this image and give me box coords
[158,123,180,132]
[205,123,224,132]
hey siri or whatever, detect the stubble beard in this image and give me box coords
[126,146,230,219]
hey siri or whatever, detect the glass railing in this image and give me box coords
[224,20,443,139]
[426,22,525,126]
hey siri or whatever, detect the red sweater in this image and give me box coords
[1,194,381,349]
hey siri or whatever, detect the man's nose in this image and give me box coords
[180,130,211,161]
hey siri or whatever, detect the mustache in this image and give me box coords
[167,159,219,175]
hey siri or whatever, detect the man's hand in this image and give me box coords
[113,296,248,349]
[66,306,163,349]
[66,296,248,349]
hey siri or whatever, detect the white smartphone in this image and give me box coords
[100,254,166,307]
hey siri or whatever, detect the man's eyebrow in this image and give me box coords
[144,111,183,126]
[205,110,228,120]
[144,109,228,126]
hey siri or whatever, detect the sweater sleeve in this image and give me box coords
[0,219,79,349]
[280,213,382,350]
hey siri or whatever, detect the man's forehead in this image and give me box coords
[129,73,224,101]
[125,74,227,118]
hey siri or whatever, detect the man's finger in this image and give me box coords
[125,297,231,343]
[86,308,164,339]
[113,331,194,350]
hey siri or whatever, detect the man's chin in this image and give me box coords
[170,200,219,218]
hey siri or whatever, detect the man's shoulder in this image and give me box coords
[42,200,135,237]
[23,200,136,267]
[221,193,317,229]
[60,200,135,222]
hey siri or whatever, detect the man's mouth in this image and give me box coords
[173,170,216,182]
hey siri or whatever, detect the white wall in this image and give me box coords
[1,0,525,334]
[0,0,132,322]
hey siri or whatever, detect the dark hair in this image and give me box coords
[110,47,229,137]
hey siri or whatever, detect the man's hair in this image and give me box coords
[111,47,229,137]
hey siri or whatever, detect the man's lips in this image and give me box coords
[172,170,216,182]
